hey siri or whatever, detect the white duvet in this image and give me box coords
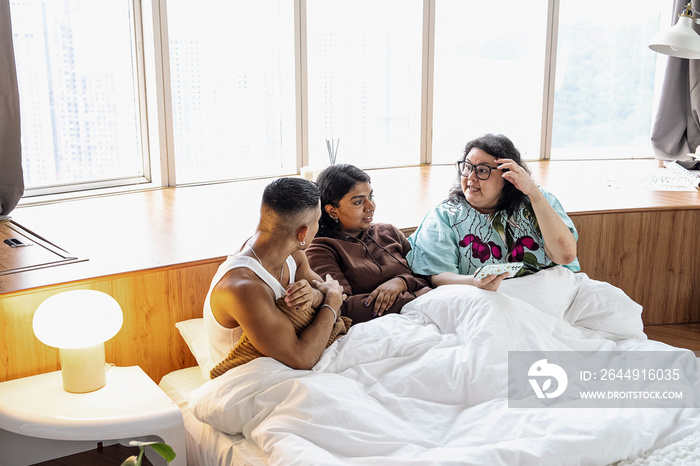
[190,267,700,465]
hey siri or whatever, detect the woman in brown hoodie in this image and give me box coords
[306,164,432,325]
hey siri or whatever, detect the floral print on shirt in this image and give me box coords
[406,188,581,277]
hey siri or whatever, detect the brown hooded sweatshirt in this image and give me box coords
[306,223,431,324]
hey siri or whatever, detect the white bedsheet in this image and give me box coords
[190,268,700,465]
[160,367,267,466]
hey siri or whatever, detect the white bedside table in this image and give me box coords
[0,365,186,466]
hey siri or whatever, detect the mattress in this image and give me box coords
[159,367,267,466]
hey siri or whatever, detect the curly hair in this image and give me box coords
[315,164,371,238]
[448,133,530,215]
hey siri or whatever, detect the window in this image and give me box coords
[9,1,671,198]
[166,0,296,184]
[551,0,667,159]
[10,0,144,192]
[431,0,549,163]
[306,0,423,169]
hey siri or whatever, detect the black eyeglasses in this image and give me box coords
[456,160,499,180]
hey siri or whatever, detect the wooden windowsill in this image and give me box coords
[1,160,698,296]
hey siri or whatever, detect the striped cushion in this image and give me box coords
[210,298,350,378]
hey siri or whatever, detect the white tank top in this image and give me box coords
[203,254,298,371]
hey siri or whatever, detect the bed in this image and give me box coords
[159,267,700,465]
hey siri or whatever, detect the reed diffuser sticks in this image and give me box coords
[325,138,340,165]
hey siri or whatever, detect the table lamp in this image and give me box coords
[33,290,123,393]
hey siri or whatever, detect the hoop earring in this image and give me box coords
[300,240,306,246]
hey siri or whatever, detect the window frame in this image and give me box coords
[12,0,154,199]
[546,0,669,161]
[16,0,667,203]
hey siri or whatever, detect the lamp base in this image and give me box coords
[59,344,107,393]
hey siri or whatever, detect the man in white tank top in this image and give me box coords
[204,178,345,371]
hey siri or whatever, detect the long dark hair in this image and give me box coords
[315,164,371,238]
[448,133,530,215]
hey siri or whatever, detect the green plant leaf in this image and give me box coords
[149,443,176,462]
[126,440,176,463]
[120,455,138,466]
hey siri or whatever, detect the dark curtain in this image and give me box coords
[650,0,700,168]
[0,0,23,218]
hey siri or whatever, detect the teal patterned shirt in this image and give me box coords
[407,188,580,277]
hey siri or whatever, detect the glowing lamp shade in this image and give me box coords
[649,6,700,59]
[33,290,123,393]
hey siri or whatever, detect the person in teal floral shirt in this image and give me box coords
[407,133,580,292]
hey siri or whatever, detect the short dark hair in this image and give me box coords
[262,177,320,216]
[448,133,530,215]
[315,164,371,238]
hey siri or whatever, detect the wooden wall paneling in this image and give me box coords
[0,258,223,383]
[573,209,700,326]
[652,209,700,324]
[644,324,700,352]
[1,283,99,381]
[106,260,223,383]
[3,208,698,382]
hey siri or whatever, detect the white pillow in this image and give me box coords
[175,318,214,380]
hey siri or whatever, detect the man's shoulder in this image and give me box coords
[213,267,272,299]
